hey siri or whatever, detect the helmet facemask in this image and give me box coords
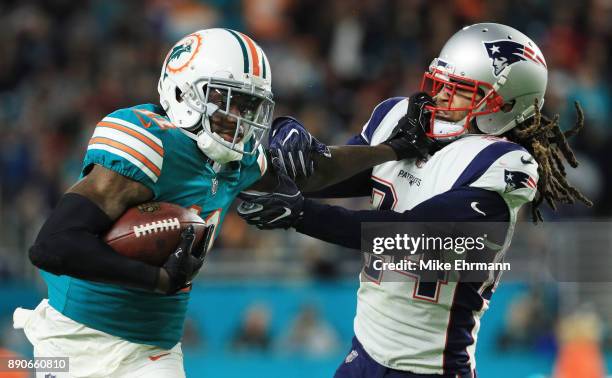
[420,67,506,142]
[181,77,274,163]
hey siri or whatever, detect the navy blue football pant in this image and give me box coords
[334,337,477,378]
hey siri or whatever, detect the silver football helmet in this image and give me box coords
[420,23,548,141]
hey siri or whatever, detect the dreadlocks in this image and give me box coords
[505,101,593,222]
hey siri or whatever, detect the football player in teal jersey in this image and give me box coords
[21,28,279,378]
[19,28,435,378]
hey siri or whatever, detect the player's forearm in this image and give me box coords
[294,199,399,249]
[297,145,396,192]
[28,193,163,292]
[296,200,478,250]
[294,188,510,249]
[30,231,162,291]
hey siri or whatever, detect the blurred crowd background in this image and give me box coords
[0,0,610,376]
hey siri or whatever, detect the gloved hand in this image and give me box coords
[382,92,440,160]
[160,225,208,294]
[237,159,304,230]
[268,116,331,179]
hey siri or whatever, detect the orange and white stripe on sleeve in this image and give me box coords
[88,116,164,182]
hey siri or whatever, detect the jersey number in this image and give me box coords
[398,255,449,303]
[363,255,449,303]
[368,176,448,303]
[371,176,397,210]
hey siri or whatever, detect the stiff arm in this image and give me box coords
[249,144,395,193]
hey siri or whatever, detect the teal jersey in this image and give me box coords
[40,104,267,349]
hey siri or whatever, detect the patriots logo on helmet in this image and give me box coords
[484,40,546,76]
[504,169,537,193]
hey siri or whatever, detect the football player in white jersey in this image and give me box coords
[238,23,591,377]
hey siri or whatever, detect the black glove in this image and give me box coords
[237,159,304,230]
[268,116,331,179]
[383,92,440,160]
[161,225,206,294]
[193,223,215,260]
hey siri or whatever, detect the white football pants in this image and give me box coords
[13,299,186,378]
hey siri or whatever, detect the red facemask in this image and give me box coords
[419,69,505,138]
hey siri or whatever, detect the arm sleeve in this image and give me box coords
[83,108,166,197]
[296,187,510,249]
[28,193,160,291]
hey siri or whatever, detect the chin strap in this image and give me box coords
[177,103,246,165]
[430,118,469,143]
[197,128,245,164]
[178,126,244,165]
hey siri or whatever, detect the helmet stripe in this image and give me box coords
[239,32,261,76]
[225,29,249,74]
[262,54,267,79]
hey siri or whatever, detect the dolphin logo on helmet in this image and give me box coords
[168,41,193,63]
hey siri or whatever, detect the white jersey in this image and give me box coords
[353,97,538,374]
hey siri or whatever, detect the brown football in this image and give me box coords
[104,202,207,266]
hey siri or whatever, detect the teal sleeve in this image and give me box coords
[82,150,159,197]
[81,106,167,197]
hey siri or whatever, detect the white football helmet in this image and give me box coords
[420,23,548,141]
[158,28,274,164]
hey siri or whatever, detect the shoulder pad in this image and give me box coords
[86,105,172,183]
[105,104,176,132]
[468,143,539,209]
[360,97,407,144]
